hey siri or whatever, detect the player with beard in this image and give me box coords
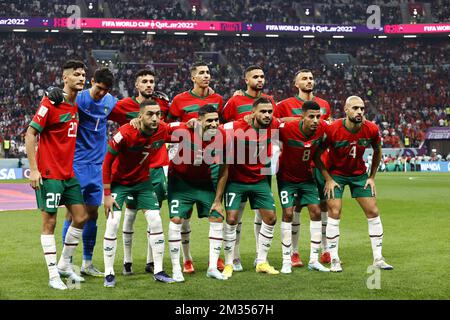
[26,60,88,290]
[314,96,393,272]
[221,97,281,278]
[108,69,170,276]
[220,65,277,272]
[102,99,174,287]
[166,62,224,274]
[166,105,228,282]
[275,69,332,267]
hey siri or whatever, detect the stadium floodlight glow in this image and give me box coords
[147,31,156,35]
[332,35,344,38]
[204,33,218,36]
[111,31,125,34]
[378,35,387,38]
[83,30,93,33]
[241,33,250,37]
[174,32,188,35]
[51,30,59,33]
[265,34,279,38]
[403,35,417,38]
[12,29,27,32]
[235,33,241,36]
[303,35,315,38]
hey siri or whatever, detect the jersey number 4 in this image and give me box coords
[349,146,356,158]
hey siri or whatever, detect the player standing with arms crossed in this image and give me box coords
[275,69,332,267]
[167,62,224,274]
[314,96,393,272]
[25,60,88,290]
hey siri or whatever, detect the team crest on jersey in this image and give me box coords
[37,106,48,117]
[113,132,123,143]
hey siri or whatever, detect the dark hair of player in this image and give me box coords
[190,62,208,74]
[135,69,156,79]
[93,67,114,89]
[139,99,158,110]
[253,97,272,109]
[244,65,263,77]
[198,104,218,117]
[63,60,86,71]
[295,69,313,78]
[302,100,320,112]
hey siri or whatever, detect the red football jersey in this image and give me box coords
[224,118,281,183]
[167,122,226,182]
[108,97,169,168]
[168,90,224,122]
[221,92,276,123]
[104,123,169,185]
[29,96,79,180]
[108,97,169,124]
[274,95,331,122]
[324,119,381,176]
[278,120,327,183]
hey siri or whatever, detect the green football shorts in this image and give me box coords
[111,179,159,211]
[277,178,320,209]
[224,180,275,211]
[329,173,373,199]
[167,175,221,219]
[125,166,167,208]
[35,177,84,213]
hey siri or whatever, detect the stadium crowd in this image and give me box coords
[2,0,449,25]
[0,32,449,157]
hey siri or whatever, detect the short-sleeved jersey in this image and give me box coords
[167,122,226,182]
[274,95,331,122]
[106,123,169,185]
[74,90,117,165]
[108,96,169,168]
[108,96,169,124]
[168,90,223,122]
[278,120,327,183]
[324,119,381,177]
[29,96,79,180]
[221,92,277,123]
[224,118,281,183]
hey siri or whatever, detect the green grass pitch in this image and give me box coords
[0,172,449,300]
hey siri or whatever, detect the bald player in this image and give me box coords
[314,96,393,272]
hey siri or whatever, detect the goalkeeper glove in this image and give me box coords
[151,90,169,102]
[45,86,65,105]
